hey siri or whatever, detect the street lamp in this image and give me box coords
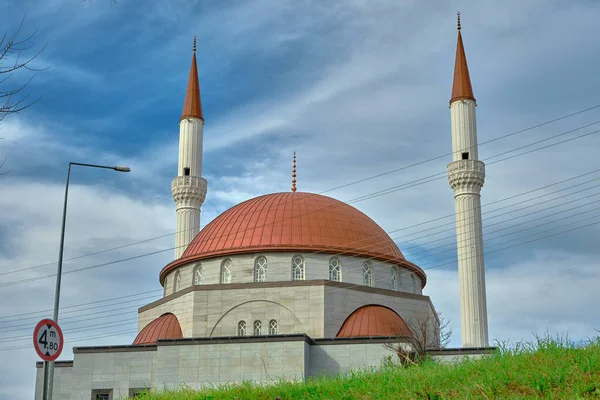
[44,162,131,400]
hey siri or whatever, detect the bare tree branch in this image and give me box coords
[383,312,453,366]
[0,15,46,175]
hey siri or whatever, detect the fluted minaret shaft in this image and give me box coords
[447,15,489,348]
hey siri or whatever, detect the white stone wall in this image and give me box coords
[139,282,435,341]
[35,363,73,400]
[36,341,494,400]
[55,349,157,400]
[138,291,195,335]
[309,343,396,376]
[155,341,306,389]
[163,252,423,297]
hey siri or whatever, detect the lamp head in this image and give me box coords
[114,166,131,172]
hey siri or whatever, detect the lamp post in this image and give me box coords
[44,162,130,400]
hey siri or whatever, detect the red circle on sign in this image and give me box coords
[33,319,64,362]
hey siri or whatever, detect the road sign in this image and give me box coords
[33,319,63,362]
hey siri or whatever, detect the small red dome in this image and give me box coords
[133,313,183,345]
[161,192,425,286]
[336,305,412,338]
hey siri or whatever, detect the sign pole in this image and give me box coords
[42,361,49,400]
[33,319,63,400]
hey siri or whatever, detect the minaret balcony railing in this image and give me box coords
[172,175,207,190]
[447,159,485,176]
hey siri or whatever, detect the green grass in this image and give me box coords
[127,334,600,400]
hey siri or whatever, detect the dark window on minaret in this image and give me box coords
[462,152,469,160]
[183,167,190,176]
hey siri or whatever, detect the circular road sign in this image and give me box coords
[33,319,63,362]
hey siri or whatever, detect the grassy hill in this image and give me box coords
[129,334,600,399]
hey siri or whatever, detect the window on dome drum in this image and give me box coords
[329,257,341,282]
[221,259,232,284]
[391,266,398,291]
[269,319,278,335]
[411,274,418,292]
[255,256,267,282]
[193,264,203,285]
[292,255,305,281]
[363,261,373,287]
[173,271,181,292]
[163,277,168,297]
[237,320,247,336]
[183,167,190,176]
[462,152,469,160]
[253,320,262,335]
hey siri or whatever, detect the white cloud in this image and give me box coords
[425,251,600,348]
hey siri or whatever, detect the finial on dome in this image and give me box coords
[291,152,297,192]
[193,35,197,52]
[457,12,461,30]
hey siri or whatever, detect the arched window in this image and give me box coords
[412,274,419,293]
[163,277,168,297]
[253,320,262,335]
[237,320,247,336]
[269,319,278,335]
[255,256,267,282]
[329,257,341,282]
[292,255,305,281]
[221,259,232,284]
[193,264,203,285]
[362,261,373,287]
[173,270,181,292]
[391,266,398,291]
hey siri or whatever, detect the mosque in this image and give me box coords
[35,15,493,400]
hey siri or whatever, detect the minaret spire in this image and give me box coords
[292,152,297,192]
[447,13,489,348]
[172,36,208,261]
[450,12,475,104]
[181,35,204,121]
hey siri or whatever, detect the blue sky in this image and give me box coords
[2,0,600,398]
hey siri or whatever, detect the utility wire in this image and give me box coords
[2,165,600,292]
[3,111,600,278]
[2,177,599,333]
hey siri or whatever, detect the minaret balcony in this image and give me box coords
[172,176,208,205]
[447,159,485,193]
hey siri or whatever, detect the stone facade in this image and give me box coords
[35,336,398,400]
[35,338,496,400]
[138,280,436,339]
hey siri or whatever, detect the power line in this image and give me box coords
[2,172,599,332]
[2,165,599,292]
[3,110,600,278]
[1,213,598,348]
[319,104,600,194]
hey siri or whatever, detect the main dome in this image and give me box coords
[161,192,425,284]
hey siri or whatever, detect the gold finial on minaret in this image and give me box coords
[291,152,297,192]
[457,11,461,30]
[193,35,197,52]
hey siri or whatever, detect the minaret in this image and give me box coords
[447,13,489,348]
[172,36,208,259]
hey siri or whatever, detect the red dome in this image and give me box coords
[336,305,412,338]
[160,192,425,285]
[133,313,183,345]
